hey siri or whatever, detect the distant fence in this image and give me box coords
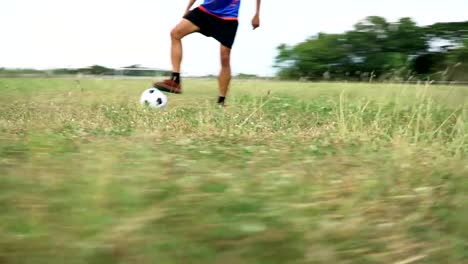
[1,73,468,86]
[0,67,171,79]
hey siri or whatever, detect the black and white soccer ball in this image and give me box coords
[139,88,168,108]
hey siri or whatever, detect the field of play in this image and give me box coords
[0,77,467,264]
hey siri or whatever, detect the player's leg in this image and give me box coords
[171,19,199,74]
[154,19,199,94]
[218,45,232,105]
[210,16,238,106]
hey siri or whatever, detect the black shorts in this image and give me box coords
[184,7,239,49]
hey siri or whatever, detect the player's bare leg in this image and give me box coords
[218,45,232,106]
[154,19,199,94]
[171,19,199,73]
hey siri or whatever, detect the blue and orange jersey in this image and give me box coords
[199,0,241,20]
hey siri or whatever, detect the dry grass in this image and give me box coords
[0,77,467,264]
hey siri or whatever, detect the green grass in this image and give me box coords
[0,77,467,264]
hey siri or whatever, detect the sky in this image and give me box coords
[1,0,467,76]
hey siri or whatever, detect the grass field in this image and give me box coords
[0,77,467,264]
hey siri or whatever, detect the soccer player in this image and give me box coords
[153,0,261,106]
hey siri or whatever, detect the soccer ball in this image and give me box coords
[139,88,167,108]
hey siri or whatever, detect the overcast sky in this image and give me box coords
[1,0,467,76]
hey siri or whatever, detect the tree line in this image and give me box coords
[275,17,468,82]
[0,65,170,77]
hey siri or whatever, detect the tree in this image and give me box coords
[276,33,352,80]
[274,16,467,81]
[89,65,113,75]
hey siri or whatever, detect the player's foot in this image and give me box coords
[153,79,182,94]
[217,96,226,106]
